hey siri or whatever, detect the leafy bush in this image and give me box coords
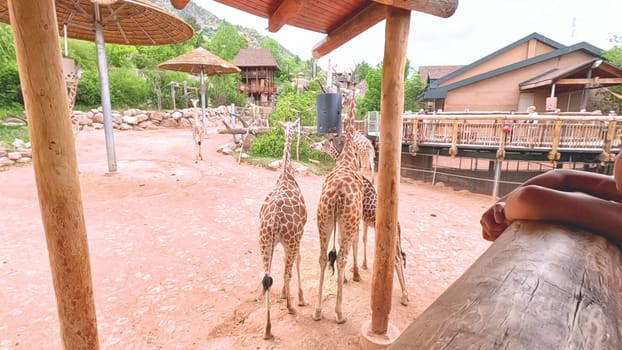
[0,124,29,147]
[0,62,21,106]
[108,68,151,109]
[76,70,102,108]
[249,130,285,158]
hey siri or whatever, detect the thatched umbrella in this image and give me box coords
[158,47,241,132]
[0,0,194,173]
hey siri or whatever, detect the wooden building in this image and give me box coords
[232,48,280,106]
[422,32,622,113]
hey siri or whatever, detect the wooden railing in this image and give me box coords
[237,84,276,94]
[358,113,622,162]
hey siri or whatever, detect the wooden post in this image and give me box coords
[8,0,100,349]
[390,221,622,349]
[370,6,410,336]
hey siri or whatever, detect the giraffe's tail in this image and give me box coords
[262,274,273,294]
[328,249,337,276]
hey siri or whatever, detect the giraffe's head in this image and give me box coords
[190,98,199,109]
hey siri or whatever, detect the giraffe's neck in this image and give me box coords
[279,134,296,182]
[336,125,359,170]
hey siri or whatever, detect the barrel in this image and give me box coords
[316,93,342,134]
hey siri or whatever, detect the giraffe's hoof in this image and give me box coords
[362,263,368,270]
[298,300,308,307]
[287,307,297,315]
[352,274,361,282]
[263,333,274,340]
[312,310,323,321]
[336,316,347,324]
[400,295,410,306]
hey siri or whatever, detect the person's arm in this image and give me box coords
[481,169,621,241]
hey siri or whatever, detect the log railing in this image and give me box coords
[358,113,622,162]
[390,222,622,349]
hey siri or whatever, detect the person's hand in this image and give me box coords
[480,202,509,241]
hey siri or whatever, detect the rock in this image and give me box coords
[18,148,32,158]
[0,157,13,167]
[122,116,138,125]
[91,112,104,124]
[25,142,31,148]
[138,121,153,129]
[161,119,178,128]
[150,111,165,121]
[179,118,191,127]
[295,165,309,175]
[112,113,123,124]
[136,113,149,123]
[171,111,183,120]
[7,152,22,160]
[77,114,92,125]
[119,123,132,130]
[0,150,6,157]
[16,157,31,164]
[92,123,104,129]
[268,160,281,169]
[240,153,249,159]
[12,138,25,148]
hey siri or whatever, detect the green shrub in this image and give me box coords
[108,68,151,109]
[0,62,21,106]
[249,129,285,158]
[0,124,29,148]
[76,69,102,108]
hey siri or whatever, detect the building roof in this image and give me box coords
[423,32,603,99]
[519,58,622,93]
[418,65,464,84]
[232,48,281,71]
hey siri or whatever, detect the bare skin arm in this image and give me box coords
[481,167,622,247]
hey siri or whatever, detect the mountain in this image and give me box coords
[151,0,292,56]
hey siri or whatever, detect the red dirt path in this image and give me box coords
[0,127,492,349]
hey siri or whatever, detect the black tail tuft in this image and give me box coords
[328,249,337,275]
[262,274,273,294]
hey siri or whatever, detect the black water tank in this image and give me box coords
[316,93,342,134]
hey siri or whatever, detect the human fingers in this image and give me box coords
[493,202,507,225]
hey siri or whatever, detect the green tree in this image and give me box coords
[595,35,622,113]
[206,23,247,61]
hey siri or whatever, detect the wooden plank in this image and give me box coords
[370,6,410,335]
[557,78,622,85]
[268,0,304,32]
[8,0,100,349]
[312,2,387,59]
[390,222,622,349]
[371,0,458,18]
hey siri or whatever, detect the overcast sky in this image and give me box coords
[194,0,622,73]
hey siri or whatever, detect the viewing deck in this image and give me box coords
[361,112,621,164]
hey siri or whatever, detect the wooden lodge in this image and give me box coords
[232,48,280,106]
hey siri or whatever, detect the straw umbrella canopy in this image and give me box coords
[0,0,194,173]
[158,47,241,131]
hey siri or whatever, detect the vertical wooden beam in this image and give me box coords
[8,0,100,349]
[371,6,410,335]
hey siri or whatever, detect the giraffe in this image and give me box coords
[190,98,204,163]
[353,131,376,184]
[312,138,409,305]
[258,119,307,340]
[65,68,83,136]
[313,95,364,324]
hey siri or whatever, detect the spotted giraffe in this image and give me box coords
[258,119,307,340]
[311,138,409,305]
[190,98,204,162]
[313,95,364,324]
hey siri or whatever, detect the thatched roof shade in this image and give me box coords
[232,48,280,71]
[0,0,193,45]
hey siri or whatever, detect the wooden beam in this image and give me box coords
[556,77,622,85]
[391,222,622,349]
[519,79,554,91]
[268,0,304,33]
[371,6,410,336]
[371,0,458,18]
[8,0,100,348]
[312,3,387,59]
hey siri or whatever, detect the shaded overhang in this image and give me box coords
[204,0,457,59]
[520,58,622,93]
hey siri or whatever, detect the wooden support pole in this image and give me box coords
[370,6,410,335]
[8,0,100,349]
[390,222,622,349]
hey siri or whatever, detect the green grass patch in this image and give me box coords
[238,153,335,176]
[0,124,29,149]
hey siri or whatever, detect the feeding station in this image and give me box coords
[158,47,241,133]
[316,92,342,135]
[0,0,191,348]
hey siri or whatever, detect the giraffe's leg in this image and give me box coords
[259,229,275,340]
[295,249,307,307]
[362,222,368,270]
[351,224,361,282]
[335,239,350,324]
[313,216,331,321]
[281,248,296,315]
[395,250,409,306]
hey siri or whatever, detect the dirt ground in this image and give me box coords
[0,127,493,349]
